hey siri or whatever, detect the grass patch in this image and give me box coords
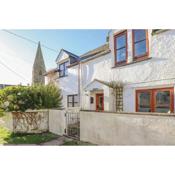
[0,126,58,145]
[62,140,94,146]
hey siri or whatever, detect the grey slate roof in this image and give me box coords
[55,48,80,64]
[152,29,169,35]
[80,44,110,62]
[62,49,80,60]
[44,68,58,76]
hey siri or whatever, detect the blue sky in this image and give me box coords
[0,29,109,85]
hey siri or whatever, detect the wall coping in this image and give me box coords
[80,110,175,117]
[4,108,64,113]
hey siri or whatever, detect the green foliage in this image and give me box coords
[107,80,123,89]
[0,84,62,112]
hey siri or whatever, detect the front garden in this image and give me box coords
[0,84,94,146]
[0,126,93,145]
[0,126,58,145]
[0,84,63,145]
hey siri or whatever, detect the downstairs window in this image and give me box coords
[67,94,79,107]
[136,88,174,113]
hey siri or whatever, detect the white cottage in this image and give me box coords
[46,29,175,113]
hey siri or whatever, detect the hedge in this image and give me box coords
[0,84,62,112]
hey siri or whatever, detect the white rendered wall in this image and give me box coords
[81,30,175,112]
[49,109,66,135]
[58,65,79,108]
[80,111,175,145]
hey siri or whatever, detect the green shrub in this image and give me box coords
[0,84,62,112]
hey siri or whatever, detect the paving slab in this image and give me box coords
[40,136,73,146]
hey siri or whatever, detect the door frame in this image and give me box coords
[96,93,104,111]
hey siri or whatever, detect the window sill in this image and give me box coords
[112,57,152,68]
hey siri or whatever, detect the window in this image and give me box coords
[132,30,149,59]
[59,61,69,77]
[137,90,151,112]
[114,30,127,64]
[136,88,174,113]
[155,90,171,113]
[90,97,94,104]
[67,94,79,107]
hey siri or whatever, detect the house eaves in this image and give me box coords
[44,68,58,76]
[80,44,110,63]
[152,29,169,35]
[55,48,80,63]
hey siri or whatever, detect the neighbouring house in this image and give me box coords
[44,68,58,85]
[54,49,80,109]
[0,84,27,89]
[0,84,18,89]
[45,29,175,113]
[32,42,46,85]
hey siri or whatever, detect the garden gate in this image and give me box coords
[65,111,80,139]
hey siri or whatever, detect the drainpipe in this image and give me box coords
[78,61,81,109]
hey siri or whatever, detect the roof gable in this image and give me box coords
[55,49,69,63]
[81,44,110,60]
[84,79,107,91]
[55,49,80,64]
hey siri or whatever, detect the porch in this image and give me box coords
[82,79,123,112]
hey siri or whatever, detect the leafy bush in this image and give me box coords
[0,84,62,112]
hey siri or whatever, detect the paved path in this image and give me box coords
[40,136,73,146]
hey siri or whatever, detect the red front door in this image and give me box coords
[96,93,104,111]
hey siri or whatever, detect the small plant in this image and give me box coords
[0,84,62,112]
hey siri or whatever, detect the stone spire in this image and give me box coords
[32,42,46,85]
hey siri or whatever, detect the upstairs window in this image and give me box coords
[59,61,69,77]
[114,30,127,65]
[132,30,149,59]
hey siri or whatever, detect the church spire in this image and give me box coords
[32,42,46,85]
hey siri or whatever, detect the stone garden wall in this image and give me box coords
[5,110,49,133]
[49,109,66,135]
[2,109,66,135]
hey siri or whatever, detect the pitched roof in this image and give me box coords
[152,29,169,35]
[44,68,58,76]
[55,48,80,64]
[80,44,110,62]
[62,49,80,60]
